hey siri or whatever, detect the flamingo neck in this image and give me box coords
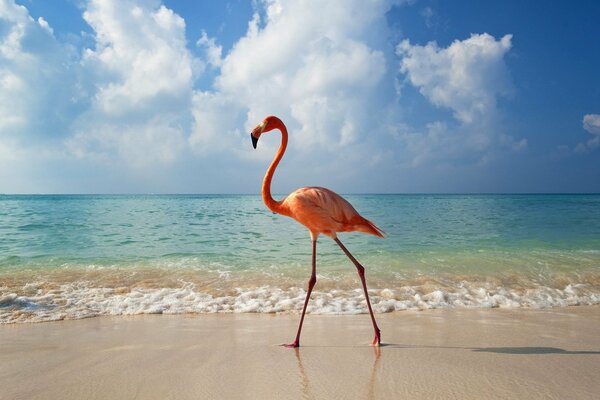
[262,118,288,215]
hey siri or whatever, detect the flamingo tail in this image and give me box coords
[357,217,386,238]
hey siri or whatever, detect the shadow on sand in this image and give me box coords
[471,347,600,355]
[381,343,600,355]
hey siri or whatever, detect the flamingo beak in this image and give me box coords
[251,120,267,149]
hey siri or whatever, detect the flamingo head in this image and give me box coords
[250,116,277,149]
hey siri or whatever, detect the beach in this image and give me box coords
[2,306,599,400]
[1,194,600,398]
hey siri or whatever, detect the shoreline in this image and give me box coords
[2,306,599,399]
[3,266,600,323]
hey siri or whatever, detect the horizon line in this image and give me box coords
[1,192,600,196]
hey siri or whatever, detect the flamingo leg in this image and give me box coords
[334,237,381,346]
[284,239,317,348]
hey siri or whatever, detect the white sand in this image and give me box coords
[1,307,600,399]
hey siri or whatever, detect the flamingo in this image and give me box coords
[250,116,384,347]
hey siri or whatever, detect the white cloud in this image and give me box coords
[576,114,600,152]
[583,114,600,135]
[37,17,53,34]
[67,116,186,167]
[68,0,197,166]
[190,0,394,159]
[0,0,76,142]
[196,30,222,68]
[398,33,513,124]
[81,0,194,116]
[188,91,244,154]
[395,33,524,165]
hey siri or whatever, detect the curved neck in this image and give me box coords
[262,118,287,214]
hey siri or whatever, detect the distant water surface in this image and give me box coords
[1,194,599,323]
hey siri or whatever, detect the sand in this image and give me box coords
[1,306,599,400]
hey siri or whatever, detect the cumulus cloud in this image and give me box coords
[398,33,513,124]
[575,114,600,152]
[0,0,77,144]
[190,0,393,159]
[395,33,524,165]
[67,0,196,166]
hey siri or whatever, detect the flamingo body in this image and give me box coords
[280,186,384,240]
[250,116,382,347]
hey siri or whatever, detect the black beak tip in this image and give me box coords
[251,134,258,149]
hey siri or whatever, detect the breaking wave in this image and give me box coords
[2,278,599,323]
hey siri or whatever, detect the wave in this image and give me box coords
[2,279,599,324]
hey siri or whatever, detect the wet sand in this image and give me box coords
[1,306,599,399]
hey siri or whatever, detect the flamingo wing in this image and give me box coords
[282,187,384,238]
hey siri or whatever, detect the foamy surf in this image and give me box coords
[2,279,599,323]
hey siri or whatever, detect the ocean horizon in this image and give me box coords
[1,193,599,323]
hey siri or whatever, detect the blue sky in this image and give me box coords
[1,0,599,194]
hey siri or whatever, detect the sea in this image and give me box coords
[1,194,599,323]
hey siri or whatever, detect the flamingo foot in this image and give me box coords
[282,340,299,348]
[372,329,381,346]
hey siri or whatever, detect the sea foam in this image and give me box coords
[1,280,599,323]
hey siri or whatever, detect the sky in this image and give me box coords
[1,0,599,194]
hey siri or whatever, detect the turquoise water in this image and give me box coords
[1,194,599,322]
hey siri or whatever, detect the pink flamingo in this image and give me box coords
[250,116,384,347]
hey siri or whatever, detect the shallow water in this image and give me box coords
[1,194,599,323]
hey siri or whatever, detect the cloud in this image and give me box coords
[395,33,524,165]
[0,0,77,144]
[190,0,394,161]
[0,0,534,193]
[67,0,197,167]
[398,33,513,124]
[196,30,222,68]
[583,114,600,135]
[421,7,437,29]
[575,114,600,152]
